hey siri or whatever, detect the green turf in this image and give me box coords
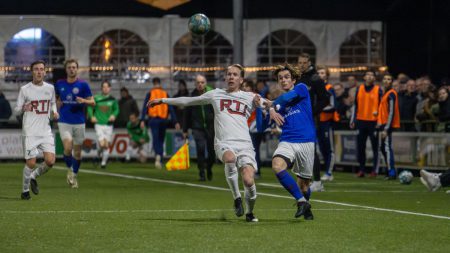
[0,162,449,253]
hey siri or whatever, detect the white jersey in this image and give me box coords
[15,82,56,137]
[163,88,257,147]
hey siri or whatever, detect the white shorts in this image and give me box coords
[23,135,55,160]
[95,124,113,143]
[58,123,85,145]
[273,142,315,179]
[215,143,258,171]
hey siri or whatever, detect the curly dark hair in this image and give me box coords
[273,63,300,81]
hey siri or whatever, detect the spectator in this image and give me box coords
[434,87,450,132]
[173,80,189,129]
[0,90,12,127]
[243,79,270,179]
[126,112,150,163]
[346,75,358,99]
[141,77,180,168]
[266,83,283,100]
[255,80,268,96]
[350,70,383,177]
[334,83,352,129]
[440,77,449,90]
[416,77,432,103]
[406,79,416,93]
[415,85,437,132]
[182,75,215,181]
[392,80,400,92]
[396,73,409,84]
[116,87,139,128]
[174,80,189,98]
[398,79,408,93]
[399,80,418,131]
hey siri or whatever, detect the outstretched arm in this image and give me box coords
[273,90,299,108]
[148,92,212,108]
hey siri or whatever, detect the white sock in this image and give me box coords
[224,163,241,199]
[101,150,109,165]
[126,145,133,160]
[297,197,307,203]
[22,166,32,192]
[31,162,51,179]
[244,184,257,214]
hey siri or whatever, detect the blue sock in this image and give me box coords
[388,169,396,177]
[276,170,303,200]
[304,187,311,201]
[63,154,73,168]
[72,159,81,174]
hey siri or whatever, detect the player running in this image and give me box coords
[55,59,95,188]
[148,64,263,222]
[16,60,58,200]
[264,63,316,219]
[87,81,119,169]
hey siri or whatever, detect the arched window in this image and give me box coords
[257,29,316,81]
[89,29,149,82]
[4,28,65,82]
[340,29,383,80]
[173,30,233,82]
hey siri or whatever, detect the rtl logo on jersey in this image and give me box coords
[29,100,51,114]
[220,99,248,116]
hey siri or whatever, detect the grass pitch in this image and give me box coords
[0,162,449,253]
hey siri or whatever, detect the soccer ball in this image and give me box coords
[398,170,413,185]
[188,13,210,35]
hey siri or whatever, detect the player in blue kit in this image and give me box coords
[55,59,95,188]
[264,63,316,220]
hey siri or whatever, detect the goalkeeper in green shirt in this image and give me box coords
[87,81,119,168]
[126,112,150,163]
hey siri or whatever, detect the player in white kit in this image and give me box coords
[15,60,59,200]
[148,64,262,222]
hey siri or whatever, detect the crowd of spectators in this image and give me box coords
[330,74,449,132]
[1,72,449,133]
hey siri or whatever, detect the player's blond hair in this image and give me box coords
[227,64,245,78]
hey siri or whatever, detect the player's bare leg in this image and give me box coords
[240,165,258,222]
[29,152,55,195]
[222,151,243,217]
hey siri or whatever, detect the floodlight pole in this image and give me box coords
[233,0,243,65]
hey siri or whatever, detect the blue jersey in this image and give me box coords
[274,83,316,143]
[55,79,92,124]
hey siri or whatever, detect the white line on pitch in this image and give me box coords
[53,166,450,220]
[1,208,371,214]
[258,183,423,193]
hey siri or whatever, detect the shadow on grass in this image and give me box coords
[0,196,20,201]
[137,217,302,225]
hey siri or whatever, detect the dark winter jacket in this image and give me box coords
[297,65,330,118]
[182,87,214,133]
[116,95,139,127]
[0,93,12,120]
